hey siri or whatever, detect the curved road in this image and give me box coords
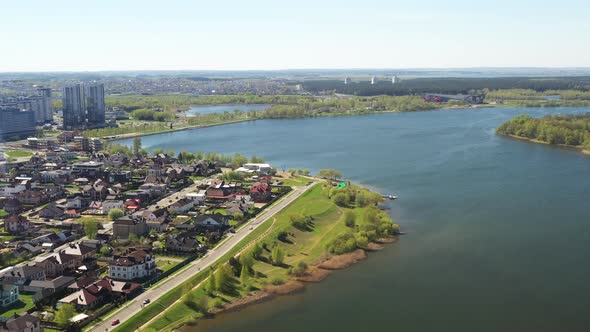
[91,183,313,332]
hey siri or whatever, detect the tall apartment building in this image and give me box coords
[0,87,53,124]
[62,84,86,129]
[38,87,54,122]
[62,83,106,129]
[0,107,36,140]
[85,83,105,126]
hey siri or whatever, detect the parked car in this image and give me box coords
[111,319,120,326]
[143,298,151,305]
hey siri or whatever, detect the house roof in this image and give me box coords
[111,249,152,266]
[3,314,40,331]
[29,276,75,290]
[64,243,95,256]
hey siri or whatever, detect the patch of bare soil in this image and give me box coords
[296,268,332,282]
[318,249,368,270]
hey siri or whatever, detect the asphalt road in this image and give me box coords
[91,184,312,332]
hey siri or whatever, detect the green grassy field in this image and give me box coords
[274,175,310,187]
[0,209,8,217]
[0,294,35,318]
[5,150,33,159]
[156,259,182,273]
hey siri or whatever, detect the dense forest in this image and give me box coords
[496,113,590,149]
[302,77,590,96]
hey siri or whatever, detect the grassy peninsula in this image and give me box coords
[496,113,590,154]
[114,181,399,332]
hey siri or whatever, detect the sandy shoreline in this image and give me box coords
[207,237,397,318]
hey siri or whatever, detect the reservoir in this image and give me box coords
[184,104,269,116]
[117,107,590,332]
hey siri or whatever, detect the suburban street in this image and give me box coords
[90,183,313,332]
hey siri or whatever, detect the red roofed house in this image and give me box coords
[250,182,272,203]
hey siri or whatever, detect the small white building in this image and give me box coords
[102,200,124,214]
[186,190,206,205]
[235,163,272,175]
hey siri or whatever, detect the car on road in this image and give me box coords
[111,319,120,326]
[249,227,253,230]
[143,298,150,305]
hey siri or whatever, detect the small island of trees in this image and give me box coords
[496,113,590,150]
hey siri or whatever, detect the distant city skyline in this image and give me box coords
[2,0,589,72]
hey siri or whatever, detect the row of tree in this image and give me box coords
[496,113,590,149]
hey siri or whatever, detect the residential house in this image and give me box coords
[0,313,42,332]
[133,209,168,233]
[249,182,272,203]
[0,265,45,289]
[0,284,18,308]
[38,203,65,220]
[112,216,147,239]
[27,276,76,302]
[225,200,249,216]
[205,181,242,201]
[16,189,48,205]
[185,190,206,205]
[109,249,156,281]
[167,198,194,215]
[2,197,22,213]
[4,215,30,234]
[63,243,96,267]
[102,200,124,214]
[166,234,200,253]
[194,214,229,229]
[65,196,84,209]
[36,251,77,277]
[108,170,131,183]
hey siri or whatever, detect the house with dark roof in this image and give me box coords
[0,313,41,332]
[194,214,229,229]
[250,182,272,203]
[109,249,156,281]
[38,202,65,220]
[35,251,77,277]
[166,234,200,253]
[113,216,147,239]
[0,265,45,289]
[4,214,30,234]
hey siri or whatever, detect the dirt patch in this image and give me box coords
[375,236,399,244]
[265,280,306,295]
[296,268,332,282]
[211,291,275,314]
[366,242,384,251]
[318,249,368,270]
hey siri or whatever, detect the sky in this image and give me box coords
[1,0,589,72]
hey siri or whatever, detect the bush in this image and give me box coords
[289,261,308,277]
[343,210,356,228]
[332,193,348,207]
[289,214,307,230]
[271,277,285,285]
[326,232,358,255]
[109,208,124,221]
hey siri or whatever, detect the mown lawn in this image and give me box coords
[274,175,310,187]
[5,150,33,159]
[0,293,35,318]
[156,259,181,273]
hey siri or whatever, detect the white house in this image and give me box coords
[168,198,194,215]
[186,190,206,205]
[109,249,156,281]
[102,200,124,214]
[235,163,272,174]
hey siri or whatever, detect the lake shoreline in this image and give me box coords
[502,133,590,156]
[202,237,398,323]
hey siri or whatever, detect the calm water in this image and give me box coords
[185,104,269,116]
[117,107,590,332]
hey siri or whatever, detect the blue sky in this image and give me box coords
[1,0,589,71]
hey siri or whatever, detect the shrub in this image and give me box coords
[271,277,285,285]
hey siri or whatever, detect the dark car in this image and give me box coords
[142,299,151,305]
[111,319,120,326]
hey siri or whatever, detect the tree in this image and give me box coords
[232,153,248,168]
[239,264,249,285]
[355,191,367,207]
[128,233,139,243]
[343,210,356,227]
[83,220,98,239]
[290,261,308,276]
[332,193,348,207]
[250,155,265,163]
[108,208,124,221]
[215,264,235,294]
[318,169,343,180]
[99,246,111,256]
[271,246,285,265]
[133,137,142,155]
[207,268,216,295]
[55,303,75,327]
[250,243,263,260]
